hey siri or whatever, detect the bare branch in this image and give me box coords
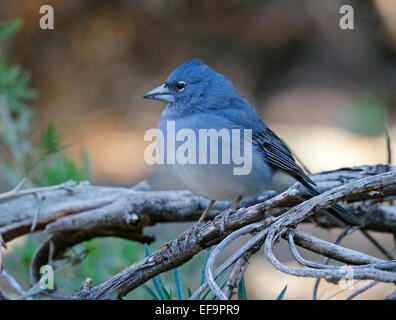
[312,227,359,300]
[1,269,33,300]
[265,229,396,283]
[223,254,250,300]
[385,112,392,165]
[346,281,378,300]
[205,221,269,300]
[0,164,396,300]
[291,230,384,266]
[384,290,396,300]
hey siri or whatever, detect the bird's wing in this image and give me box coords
[252,127,316,188]
[206,103,316,188]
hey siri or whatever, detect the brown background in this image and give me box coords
[1,0,396,299]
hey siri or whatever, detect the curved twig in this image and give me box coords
[265,229,396,283]
[1,164,396,300]
[205,221,269,300]
[346,281,378,300]
[223,254,251,300]
[312,227,358,299]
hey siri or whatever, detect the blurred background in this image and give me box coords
[1,0,396,299]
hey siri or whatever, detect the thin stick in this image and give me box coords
[30,193,42,232]
[384,290,396,300]
[312,227,358,300]
[0,180,76,203]
[223,253,251,299]
[266,231,396,285]
[385,112,392,165]
[0,288,9,300]
[205,222,268,300]
[1,269,33,300]
[360,229,395,260]
[346,281,378,300]
[189,220,271,300]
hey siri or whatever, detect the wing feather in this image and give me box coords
[253,128,316,188]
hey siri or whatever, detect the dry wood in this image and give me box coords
[0,164,395,300]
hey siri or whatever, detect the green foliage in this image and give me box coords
[200,248,211,287]
[38,149,91,185]
[143,244,174,300]
[4,233,42,286]
[238,276,247,300]
[354,92,388,136]
[0,20,22,42]
[173,266,184,300]
[53,238,142,292]
[39,123,64,155]
[345,90,389,136]
[276,284,288,300]
[0,20,90,187]
[141,284,159,300]
[0,20,93,297]
[141,244,248,300]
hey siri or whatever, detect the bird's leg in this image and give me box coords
[198,199,216,224]
[219,195,242,234]
[182,200,216,246]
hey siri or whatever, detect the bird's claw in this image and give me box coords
[181,222,201,249]
[219,209,232,234]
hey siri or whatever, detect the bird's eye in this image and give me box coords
[176,81,185,91]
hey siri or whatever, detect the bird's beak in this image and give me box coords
[142,84,174,103]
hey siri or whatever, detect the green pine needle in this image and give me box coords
[276,284,288,300]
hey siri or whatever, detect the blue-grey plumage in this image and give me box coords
[143,59,363,227]
[157,113,273,201]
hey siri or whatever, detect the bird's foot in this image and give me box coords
[216,207,233,234]
[181,221,202,249]
[217,196,242,234]
[180,199,216,249]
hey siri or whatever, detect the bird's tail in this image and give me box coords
[305,184,363,227]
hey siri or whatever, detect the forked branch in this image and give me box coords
[0,164,395,300]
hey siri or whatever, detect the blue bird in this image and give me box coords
[143,59,362,236]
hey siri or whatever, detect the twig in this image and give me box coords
[0,287,9,300]
[291,229,382,266]
[1,268,33,300]
[385,112,392,165]
[70,169,396,299]
[360,229,395,260]
[189,226,269,300]
[0,180,76,203]
[2,165,396,244]
[0,232,5,249]
[384,290,396,300]
[288,230,348,269]
[265,229,396,283]
[290,231,396,271]
[30,193,42,232]
[0,165,395,300]
[205,221,269,300]
[223,254,250,300]
[384,113,394,208]
[14,282,43,300]
[312,227,358,300]
[346,281,378,300]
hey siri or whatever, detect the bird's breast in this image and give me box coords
[156,113,273,200]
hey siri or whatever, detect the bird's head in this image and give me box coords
[142,59,240,114]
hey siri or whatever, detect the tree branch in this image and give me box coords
[0,164,395,300]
